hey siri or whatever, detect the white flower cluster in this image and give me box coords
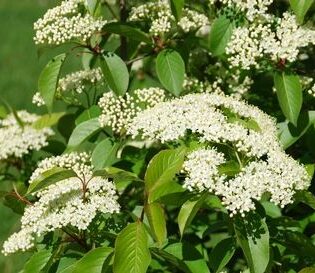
[264,12,315,62]
[34,0,106,45]
[0,111,53,160]
[32,92,45,107]
[58,68,103,94]
[177,9,209,33]
[99,88,167,134]
[209,0,273,21]
[129,93,279,158]
[3,153,120,255]
[307,83,315,98]
[226,12,315,69]
[129,0,209,36]
[129,93,309,215]
[226,24,272,69]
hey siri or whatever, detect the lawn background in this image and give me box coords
[0,1,59,272]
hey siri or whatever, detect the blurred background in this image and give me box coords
[0,0,58,271]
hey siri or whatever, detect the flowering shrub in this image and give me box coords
[1,0,315,272]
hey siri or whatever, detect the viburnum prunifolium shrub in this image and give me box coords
[1,0,315,273]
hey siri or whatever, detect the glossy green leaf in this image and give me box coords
[32,112,65,130]
[72,247,113,273]
[170,0,185,21]
[209,237,236,273]
[91,138,120,170]
[234,213,270,273]
[3,195,25,214]
[148,182,185,203]
[295,190,315,210]
[278,111,315,149]
[23,249,51,273]
[27,167,76,194]
[209,16,234,56]
[156,49,185,96]
[145,202,167,247]
[101,52,129,96]
[299,268,315,273]
[75,106,101,125]
[104,22,152,44]
[163,242,210,273]
[274,72,302,126]
[290,0,313,23]
[145,148,186,193]
[38,53,66,112]
[68,118,101,149]
[178,195,206,237]
[85,0,100,15]
[218,161,241,177]
[113,222,151,273]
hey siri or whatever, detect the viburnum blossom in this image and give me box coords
[99,88,167,134]
[226,12,315,69]
[33,0,106,45]
[58,68,103,94]
[0,111,53,160]
[32,68,103,106]
[129,93,310,216]
[129,0,209,36]
[209,0,273,21]
[2,153,120,255]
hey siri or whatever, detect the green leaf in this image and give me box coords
[23,249,51,273]
[290,0,313,24]
[170,0,185,21]
[218,161,241,177]
[75,106,101,125]
[278,111,315,149]
[178,195,206,237]
[148,182,185,203]
[38,53,66,112]
[209,16,234,56]
[104,22,152,44]
[27,167,76,194]
[85,0,100,16]
[3,195,25,215]
[68,118,101,149]
[234,213,270,273]
[145,202,167,247]
[295,191,315,210]
[72,247,113,273]
[101,52,129,96]
[209,238,236,273]
[32,112,65,130]
[162,242,210,273]
[145,148,186,193]
[91,138,120,170]
[113,222,151,273]
[156,49,185,96]
[274,72,302,126]
[299,268,315,273]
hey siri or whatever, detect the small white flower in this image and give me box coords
[0,111,53,160]
[99,88,167,134]
[2,152,120,255]
[34,0,106,45]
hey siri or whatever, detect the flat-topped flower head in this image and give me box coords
[2,152,120,255]
[0,111,54,160]
[226,12,315,69]
[34,0,106,45]
[99,88,167,134]
[58,68,103,94]
[129,93,309,216]
[209,0,273,21]
[129,0,209,36]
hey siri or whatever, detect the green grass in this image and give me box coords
[0,1,57,272]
